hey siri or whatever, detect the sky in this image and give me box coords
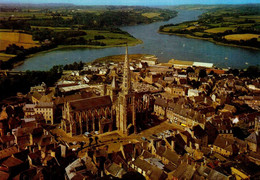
[1,0,260,6]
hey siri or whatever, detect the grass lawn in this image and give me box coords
[0,53,16,62]
[79,30,142,46]
[142,12,161,18]
[31,26,71,30]
[205,27,236,33]
[0,11,51,19]
[225,34,260,41]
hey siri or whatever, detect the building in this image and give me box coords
[23,104,36,118]
[212,135,238,157]
[61,96,114,136]
[34,102,54,124]
[245,131,260,152]
[116,46,137,135]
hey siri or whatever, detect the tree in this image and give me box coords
[246,65,260,78]
[89,137,93,146]
[95,136,99,144]
[199,69,207,78]
[186,67,195,74]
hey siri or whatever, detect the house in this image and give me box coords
[143,73,162,84]
[212,135,238,157]
[1,156,27,179]
[171,162,196,180]
[23,104,36,118]
[0,133,15,149]
[195,165,230,180]
[0,146,18,161]
[65,157,98,180]
[231,167,250,180]
[28,151,41,166]
[131,157,167,180]
[192,125,208,147]
[34,102,55,124]
[30,92,43,104]
[155,145,180,168]
[247,151,260,165]
[220,104,237,114]
[188,89,200,97]
[154,98,168,118]
[30,82,47,94]
[104,162,127,178]
[165,85,187,97]
[245,131,260,152]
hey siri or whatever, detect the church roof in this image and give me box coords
[69,96,112,111]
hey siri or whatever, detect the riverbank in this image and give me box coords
[13,10,260,71]
[159,5,260,51]
[91,54,152,64]
[158,31,260,51]
[10,38,143,69]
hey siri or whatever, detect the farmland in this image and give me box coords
[225,34,260,41]
[0,31,40,51]
[159,5,260,49]
[0,5,177,69]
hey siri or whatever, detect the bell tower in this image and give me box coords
[116,45,136,135]
[122,46,131,95]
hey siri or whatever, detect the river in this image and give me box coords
[14,10,260,71]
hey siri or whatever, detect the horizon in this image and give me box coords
[1,0,260,6]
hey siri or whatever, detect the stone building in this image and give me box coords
[61,46,153,136]
[61,96,114,136]
[35,102,54,124]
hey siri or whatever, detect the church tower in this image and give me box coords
[117,46,136,135]
[122,46,131,95]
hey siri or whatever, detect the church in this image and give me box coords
[61,46,153,136]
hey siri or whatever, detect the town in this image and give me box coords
[0,47,260,180]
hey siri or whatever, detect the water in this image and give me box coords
[14,10,260,71]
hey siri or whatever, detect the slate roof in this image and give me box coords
[245,131,260,144]
[0,146,18,160]
[193,125,207,139]
[35,102,54,108]
[31,92,42,101]
[172,162,196,180]
[0,134,15,143]
[69,96,112,111]
[156,146,179,165]
[106,163,126,178]
[213,135,235,152]
[154,98,168,107]
[2,156,23,168]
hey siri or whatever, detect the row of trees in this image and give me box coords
[0,8,177,31]
[0,65,62,100]
[0,43,57,69]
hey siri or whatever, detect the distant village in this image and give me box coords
[0,49,260,180]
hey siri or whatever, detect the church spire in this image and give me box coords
[122,45,131,95]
